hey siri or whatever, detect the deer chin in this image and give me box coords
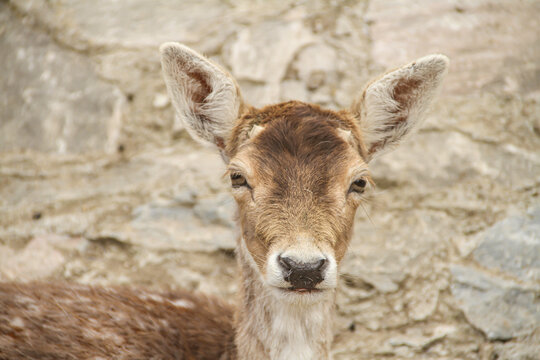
[268,285,334,305]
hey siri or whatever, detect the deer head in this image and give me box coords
[161,43,448,305]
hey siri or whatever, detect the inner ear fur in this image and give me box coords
[160,42,243,151]
[351,54,449,160]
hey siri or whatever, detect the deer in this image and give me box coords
[0,43,448,360]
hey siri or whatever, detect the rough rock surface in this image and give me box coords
[0,2,124,153]
[1,0,539,359]
[451,207,540,342]
[473,207,540,283]
[451,263,539,341]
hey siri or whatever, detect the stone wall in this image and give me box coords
[1,0,539,358]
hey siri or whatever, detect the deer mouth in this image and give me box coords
[284,287,323,294]
[292,288,322,294]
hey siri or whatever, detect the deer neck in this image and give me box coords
[234,238,335,360]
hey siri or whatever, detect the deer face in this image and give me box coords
[226,103,369,297]
[160,43,448,300]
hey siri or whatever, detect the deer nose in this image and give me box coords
[278,255,327,290]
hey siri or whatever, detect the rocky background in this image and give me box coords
[1,0,539,359]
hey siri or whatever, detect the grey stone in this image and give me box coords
[124,195,235,252]
[0,3,124,153]
[20,0,233,50]
[193,193,236,228]
[293,43,338,90]
[38,234,89,253]
[173,189,198,206]
[388,325,456,352]
[358,272,400,294]
[223,19,314,107]
[309,87,335,106]
[405,282,440,321]
[451,265,540,340]
[225,20,313,84]
[0,237,65,281]
[473,207,540,283]
[489,341,540,360]
[152,93,170,109]
[280,80,309,103]
[372,129,540,191]
[237,81,275,107]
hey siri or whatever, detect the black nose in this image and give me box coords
[278,255,327,290]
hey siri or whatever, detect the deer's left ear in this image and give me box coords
[351,55,449,161]
[160,42,243,155]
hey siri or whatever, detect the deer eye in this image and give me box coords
[230,173,249,189]
[349,178,367,194]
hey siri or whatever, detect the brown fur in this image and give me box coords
[0,282,235,360]
[227,101,367,160]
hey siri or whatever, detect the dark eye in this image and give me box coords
[349,178,367,193]
[230,173,249,188]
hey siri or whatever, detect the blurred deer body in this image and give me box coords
[0,283,235,359]
[0,43,448,359]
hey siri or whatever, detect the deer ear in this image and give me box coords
[351,55,449,161]
[160,42,243,152]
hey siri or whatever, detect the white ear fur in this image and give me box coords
[160,42,243,150]
[353,54,449,160]
[248,125,265,139]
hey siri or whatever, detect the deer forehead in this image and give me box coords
[229,101,368,186]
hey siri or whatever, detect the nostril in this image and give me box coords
[278,255,293,271]
[315,258,327,270]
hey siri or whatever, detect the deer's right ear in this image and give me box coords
[160,43,243,153]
